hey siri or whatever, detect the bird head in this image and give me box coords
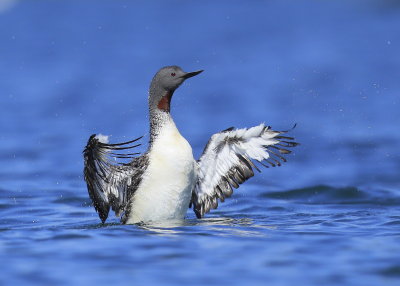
[149,66,203,113]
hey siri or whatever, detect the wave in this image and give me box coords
[260,185,400,205]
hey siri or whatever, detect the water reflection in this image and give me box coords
[136,217,275,237]
[0,0,18,13]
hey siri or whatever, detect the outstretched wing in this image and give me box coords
[83,134,143,223]
[192,123,298,218]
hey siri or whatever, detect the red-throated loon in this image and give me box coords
[83,66,298,224]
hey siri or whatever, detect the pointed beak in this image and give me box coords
[181,70,204,79]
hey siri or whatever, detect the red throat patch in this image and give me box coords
[157,91,173,112]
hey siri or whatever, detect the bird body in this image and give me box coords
[125,117,196,224]
[83,66,298,224]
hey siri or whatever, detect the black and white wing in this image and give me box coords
[83,134,144,223]
[192,123,298,218]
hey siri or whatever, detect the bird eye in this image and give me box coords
[171,73,176,77]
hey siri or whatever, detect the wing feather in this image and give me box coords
[192,123,298,218]
[83,134,144,223]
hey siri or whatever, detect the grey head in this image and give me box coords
[148,66,203,113]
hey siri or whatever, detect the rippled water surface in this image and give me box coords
[1,1,400,285]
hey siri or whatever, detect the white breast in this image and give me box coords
[125,119,197,224]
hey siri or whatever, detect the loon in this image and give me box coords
[83,66,298,224]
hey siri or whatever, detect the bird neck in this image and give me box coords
[148,87,175,145]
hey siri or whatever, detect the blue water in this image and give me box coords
[1,0,400,285]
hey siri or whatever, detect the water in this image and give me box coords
[1,0,399,285]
